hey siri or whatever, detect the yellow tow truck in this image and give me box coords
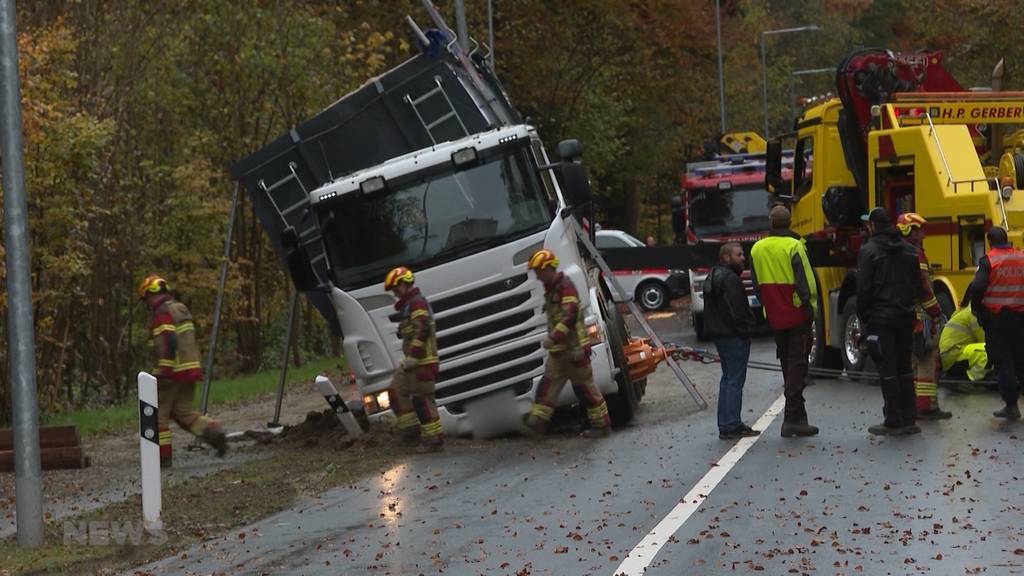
[766,50,1024,372]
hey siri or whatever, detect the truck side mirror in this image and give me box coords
[556,139,592,209]
[281,227,319,291]
[765,138,785,196]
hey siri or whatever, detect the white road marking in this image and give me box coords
[613,393,786,575]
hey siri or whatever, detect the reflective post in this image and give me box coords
[0,0,43,548]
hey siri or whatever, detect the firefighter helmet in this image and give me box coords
[138,275,169,299]
[897,212,927,236]
[384,266,415,290]
[527,249,559,271]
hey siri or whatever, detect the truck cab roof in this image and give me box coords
[311,124,535,206]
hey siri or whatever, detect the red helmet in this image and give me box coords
[527,249,559,271]
[897,212,927,236]
[384,266,414,290]
[138,274,168,299]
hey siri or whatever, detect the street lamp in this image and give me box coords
[789,67,833,125]
[760,25,823,138]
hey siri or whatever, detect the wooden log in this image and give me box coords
[0,425,81,451]
[0,446,90,472]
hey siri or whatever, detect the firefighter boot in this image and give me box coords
[522,413,548,439]
[917,401,953,421]
[201,427,228,458]
[993,403,1022,420]
[582,425,611,439]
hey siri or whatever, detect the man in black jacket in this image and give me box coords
[704,242,760,439]
[857,207,924,436]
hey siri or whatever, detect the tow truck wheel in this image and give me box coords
[637,281,668,311]
[603,301,639,426]
[840,297,868,378]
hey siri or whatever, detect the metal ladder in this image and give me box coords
[257,162,330,287]
[404,76,470,145]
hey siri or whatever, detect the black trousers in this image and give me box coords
[866,320,915,428]
[774,323,811,424]
[984,310,1024,406]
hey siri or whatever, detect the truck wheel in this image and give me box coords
[693,312,706,341]
[936,291,954,318]
[604,301,639,426]
[839,297,868,378]
[637,281,668,311]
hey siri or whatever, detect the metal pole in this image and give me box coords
[760,31,769,138]
[0,0,43,548]
[269,290,299,427]
[199,182,240,415]
[715,0,726,134]
[453,0,469,52]
[487,0,494,70]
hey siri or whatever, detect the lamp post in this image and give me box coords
[789,67,833,125]
[760,25,822,138]
[715,0,726,134]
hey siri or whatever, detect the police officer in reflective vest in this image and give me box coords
[750,206,819,438]
[523,249,611,438]
[139,275,227,467]
[384,266,444,452]
[896,212,951,420]
[969,226,1024,419]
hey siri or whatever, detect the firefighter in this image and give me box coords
[969,226,1024,419]
[896,213,950,420]
[750,206,819,438]
[139,275,226,467]
[523,249,611,438]
[857,208,924,435]
[384,266,444,452]
[939,304,989,384]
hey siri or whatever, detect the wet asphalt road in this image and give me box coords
[130,312,1024,576]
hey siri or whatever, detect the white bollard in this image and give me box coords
[314,375,365,438]
[137,371,162,532]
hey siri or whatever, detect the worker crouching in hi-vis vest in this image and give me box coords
[939,304,990,385]
[384,266,444,453]
[139,275,227,467]
[896,213,951,420]
[523,249,611,439]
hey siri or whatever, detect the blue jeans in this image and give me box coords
[715,336,751,433]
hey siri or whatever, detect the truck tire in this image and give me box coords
[603,301,639,426]
[637,281,668,311]
[839,297,868,378]
[936,291,954,318]
[693,312,706,341]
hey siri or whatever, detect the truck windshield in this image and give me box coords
[689,184,773,236]
[322,148,552,290]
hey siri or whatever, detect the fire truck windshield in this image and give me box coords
[321,148,552,290]
[689,184,773,237]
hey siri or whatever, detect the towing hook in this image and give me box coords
[624,338,679,381]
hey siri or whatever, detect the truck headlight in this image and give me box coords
[362,391,390,414]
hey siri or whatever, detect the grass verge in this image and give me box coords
[41,357,344,438]
[0,431,396,575]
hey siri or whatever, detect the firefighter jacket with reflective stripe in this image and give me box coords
[750,232,817,330]
[980,246,1024,313]
[543,272,590,359]
[907,238,941,321]
[939,304,985,373]
[395,287,438,368]
[150,295,202,383]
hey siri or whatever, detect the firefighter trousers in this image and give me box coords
[912,340,942,412]
[157,379,219,462]
[390,368,443,444]
[529,354,609,431]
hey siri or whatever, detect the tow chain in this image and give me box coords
[664,343,992,387]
